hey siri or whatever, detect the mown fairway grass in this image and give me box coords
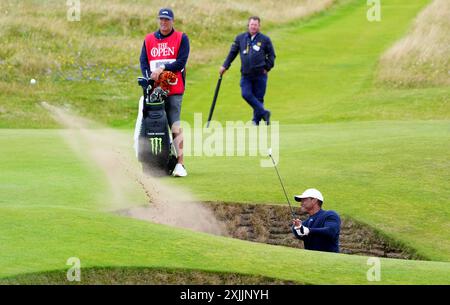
[1,0,449,283]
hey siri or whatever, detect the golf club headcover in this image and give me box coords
[155,71,178,92]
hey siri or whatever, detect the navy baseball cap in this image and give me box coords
[158,8,174,20]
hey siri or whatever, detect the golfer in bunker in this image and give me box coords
[291,188,341,253]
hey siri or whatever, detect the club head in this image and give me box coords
[268,148,272,157]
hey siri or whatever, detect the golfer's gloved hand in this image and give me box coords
[294,225,310,236]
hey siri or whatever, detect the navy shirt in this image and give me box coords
[140,29,190,78]
[292,209,341,253]
[223,32,275,76]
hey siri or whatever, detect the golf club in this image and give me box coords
[268,148,297,220]
[206,75,223,128]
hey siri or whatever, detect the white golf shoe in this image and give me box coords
[172,163,187,177]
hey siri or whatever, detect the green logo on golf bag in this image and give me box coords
[149,137,163,155]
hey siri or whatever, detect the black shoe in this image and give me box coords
[262,111,271,125]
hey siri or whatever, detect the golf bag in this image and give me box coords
[136,76,178,175]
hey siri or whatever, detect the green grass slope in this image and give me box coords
[1,130,449,284]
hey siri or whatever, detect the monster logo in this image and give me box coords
[150,137,162,154]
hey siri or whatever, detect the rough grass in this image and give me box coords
[376,0,450,87]
[0,0,336,82]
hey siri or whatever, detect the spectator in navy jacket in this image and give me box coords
[292,188,341,253]
[220,16,275,125]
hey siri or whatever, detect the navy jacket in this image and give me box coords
[292,209,341,253]
[223,32,275,76]
[140,29,190,78]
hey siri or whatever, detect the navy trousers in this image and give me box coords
[240,74,269,123]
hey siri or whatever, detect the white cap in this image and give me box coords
[294,188,324,202]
